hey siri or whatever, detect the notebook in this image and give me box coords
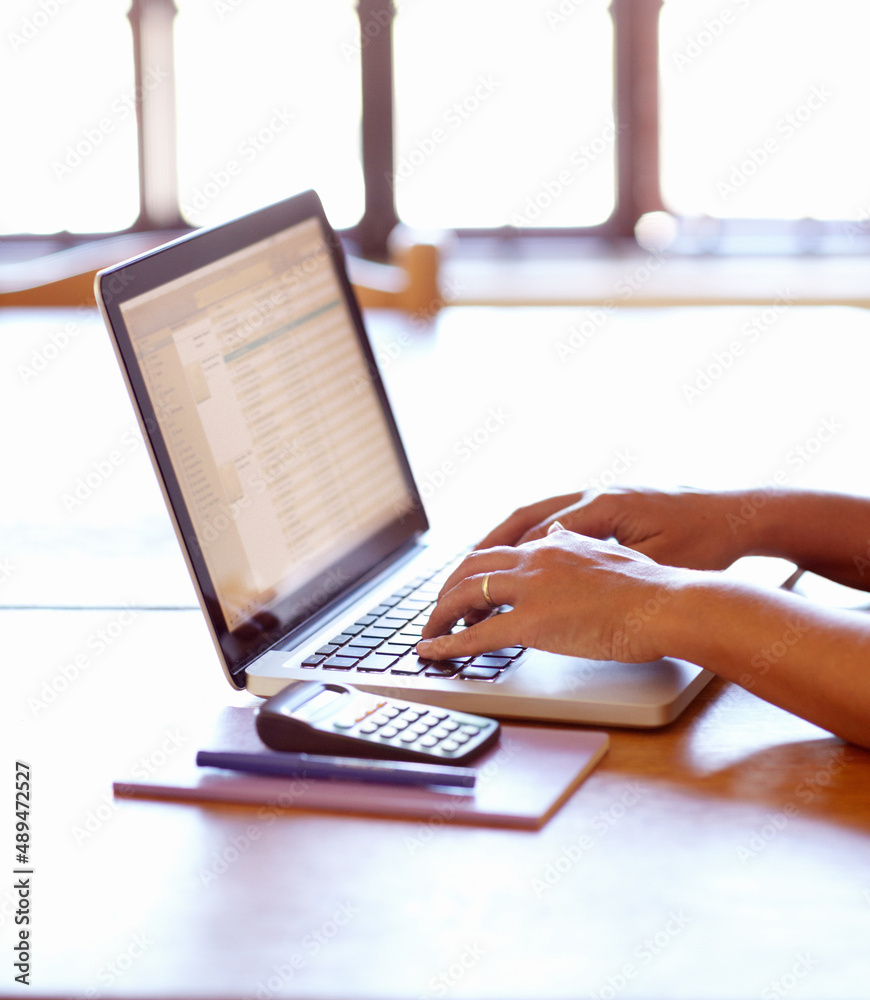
[95,189,713,727]
[113,706,610,830]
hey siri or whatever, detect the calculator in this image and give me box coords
[256,681,500,765]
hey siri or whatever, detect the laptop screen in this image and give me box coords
[101,193,426,683]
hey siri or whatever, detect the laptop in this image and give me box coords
[95,189,713,727]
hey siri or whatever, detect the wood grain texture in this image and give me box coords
[7,305,870,997]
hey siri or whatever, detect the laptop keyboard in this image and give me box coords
[299,563,525,682]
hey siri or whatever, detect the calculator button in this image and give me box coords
[402,710,423,722]
[410,722,430,735]
[440,720,459,732]
[440,740,461,753]
[379,726,399,739]
[459,724,482,735]
[419,714,441,727]
[391,718,410,731]
[358,722,379,734]
[381,706,401,718]
[354,707,382,724]
[418,735,439,747]
[399,731,419,743]
[428,710,449,720]
[451,731,472,744]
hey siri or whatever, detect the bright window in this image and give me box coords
[174,0,364,230]
[6,0,868,245]
[0,0,139,234]
[393,0,615,229]
[659,0,870,221]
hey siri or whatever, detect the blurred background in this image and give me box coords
[2,0,869,300]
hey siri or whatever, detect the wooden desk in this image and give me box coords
[6,304,870,998]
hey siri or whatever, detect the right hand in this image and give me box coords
[420,525,682,664]
[475,486,759,571]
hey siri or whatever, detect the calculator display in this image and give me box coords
[292,687,345,721]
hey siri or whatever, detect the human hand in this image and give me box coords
[417,525,686,663]
[477,486,755,571]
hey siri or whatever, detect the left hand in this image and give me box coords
[417,526,684,664]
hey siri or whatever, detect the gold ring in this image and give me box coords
[482,573,497,610]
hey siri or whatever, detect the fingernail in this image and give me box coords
[416,640,433,654]
[548,520,565,534]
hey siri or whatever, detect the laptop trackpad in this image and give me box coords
[493,648,713,726]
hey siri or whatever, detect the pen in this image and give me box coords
[195,750,477,789]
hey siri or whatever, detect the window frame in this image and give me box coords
[6,0,868,258]
[353,0,663,251]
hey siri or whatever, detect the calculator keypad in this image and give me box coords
[331,696,494,760]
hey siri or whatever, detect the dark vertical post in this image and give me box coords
[610,0,665,237]
[356,0,400,257]
[128,0,182,229]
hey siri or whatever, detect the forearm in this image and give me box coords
[660,571,870,747]
[739,488,870,590]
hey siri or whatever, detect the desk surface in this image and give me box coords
[6,304,870,998]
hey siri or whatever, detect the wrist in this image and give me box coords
[651,567,793,675]
[651,568,732,665]
[724,487,795,560]
[620,565,704,663]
